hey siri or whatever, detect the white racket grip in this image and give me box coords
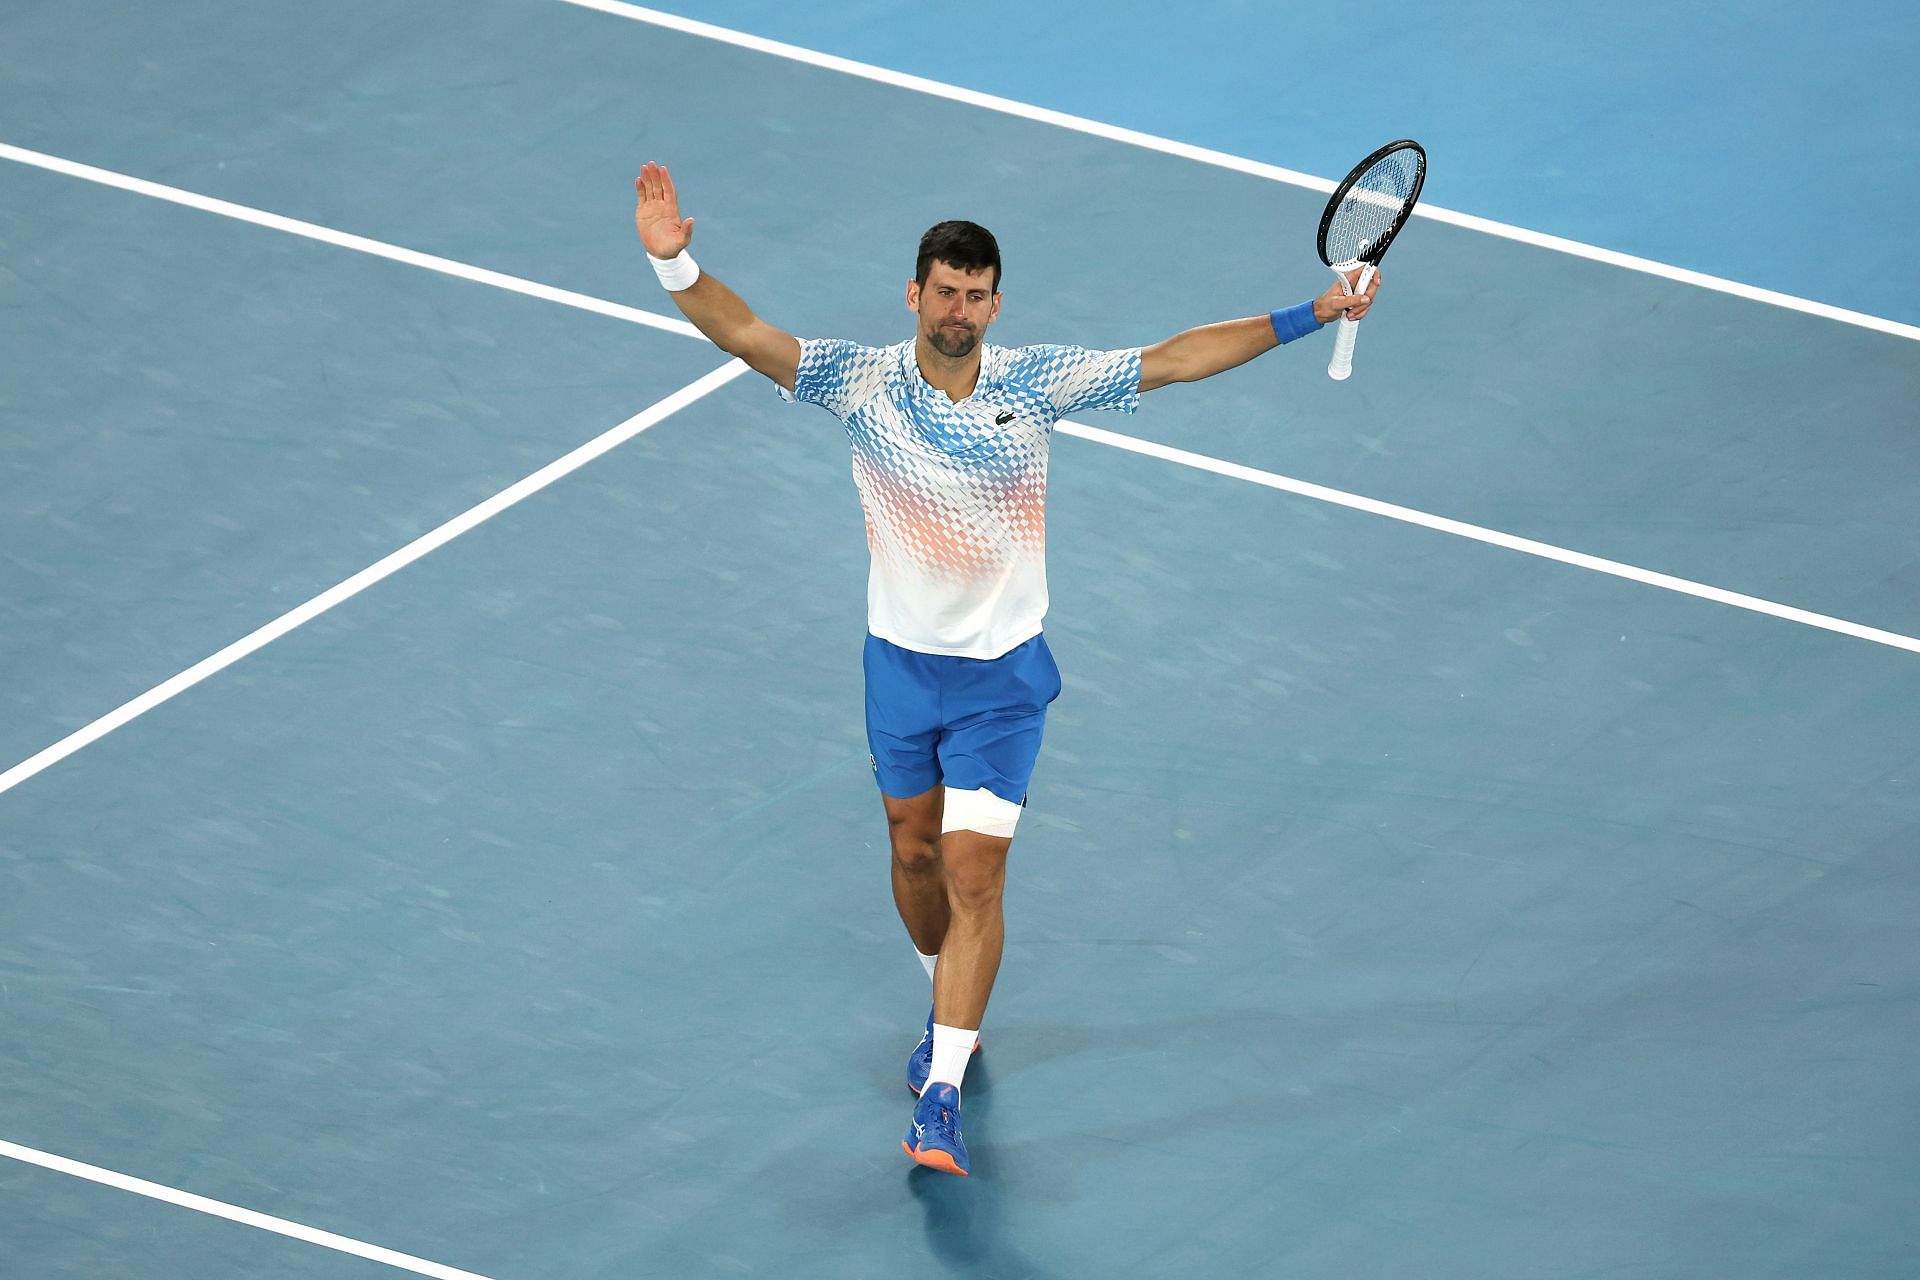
[1327,314,1361,380]
[1326,263,1375,382]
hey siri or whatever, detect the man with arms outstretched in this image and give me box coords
[633,161,1376,1176]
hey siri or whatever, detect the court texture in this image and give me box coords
[3,2,1916,1277]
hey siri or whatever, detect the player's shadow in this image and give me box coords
[907,1057,1054,1277]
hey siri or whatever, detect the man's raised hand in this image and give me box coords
[635,161,694,259]
[1312,266,1380,324]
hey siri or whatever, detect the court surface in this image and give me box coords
[3,3,1917,1277]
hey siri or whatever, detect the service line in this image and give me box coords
[0,358,750,797]
[1057,421,1920,656]
[0,1138,499,1280]
[0,142,703,341]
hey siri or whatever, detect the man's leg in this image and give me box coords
[930,827,1012,1030]
[902,819,1011,1176]
[900,635,1056,1174]
[883,786,948,957]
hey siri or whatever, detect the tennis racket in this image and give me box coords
[1318,139,1426,381]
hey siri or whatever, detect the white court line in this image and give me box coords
[0,1138,497,1280]
[0,142,705,342]
[0,82,1914,1272]
[4,136,1917,670]
[2,140,1916,675]
[0,358,750,798]
[559,0,1920,345]
[1058,422,1920,656]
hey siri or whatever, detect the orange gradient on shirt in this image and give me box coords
[856,456,1047,581]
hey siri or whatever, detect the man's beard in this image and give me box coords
[928,324,979,359]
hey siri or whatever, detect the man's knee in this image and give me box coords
[885,792,943,871]
[890,825,940,872]
[941,837,1010,912]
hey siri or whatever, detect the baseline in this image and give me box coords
[557,0,1920,344]
[0,358,750,798]
[0,1138,497,1280]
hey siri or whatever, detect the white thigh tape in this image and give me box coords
[940,786,1022,838]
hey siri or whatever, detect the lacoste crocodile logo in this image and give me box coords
[995,411,1015,425]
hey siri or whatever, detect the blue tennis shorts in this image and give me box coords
[863,632,1063,804]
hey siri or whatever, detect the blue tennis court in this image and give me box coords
[4,3,1917,1277]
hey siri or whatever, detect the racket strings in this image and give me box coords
[1324,150,1422,266]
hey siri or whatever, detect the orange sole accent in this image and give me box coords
[903,1142,968,1176]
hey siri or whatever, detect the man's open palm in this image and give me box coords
[635,161,693,258]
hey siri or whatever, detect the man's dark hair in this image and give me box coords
[916,221,1002,292]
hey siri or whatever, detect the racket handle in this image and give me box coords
[1325,263,1375,382]
[1327,314,1361,381]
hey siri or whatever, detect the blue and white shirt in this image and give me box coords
[782,338,1142,658]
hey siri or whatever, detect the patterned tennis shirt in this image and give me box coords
[781,337,1142,659]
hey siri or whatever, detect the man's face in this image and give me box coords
[908,260,1001,359]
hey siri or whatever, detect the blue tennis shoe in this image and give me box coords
[902,1082,969,1176]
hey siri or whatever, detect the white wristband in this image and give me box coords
[647,251,700,292]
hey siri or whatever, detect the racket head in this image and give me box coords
[1317,139,1427,269]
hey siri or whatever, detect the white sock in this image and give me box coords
[916,948,939,983]
[927,1023,979,1093]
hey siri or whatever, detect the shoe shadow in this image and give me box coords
[908,1166,996,1272]
[905,1060,1060,1278]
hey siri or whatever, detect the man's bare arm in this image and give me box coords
[636,162,800,391]
[1138,269,1379,392]
[664,271,802,392]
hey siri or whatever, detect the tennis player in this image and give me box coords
[634,161,1376,1177]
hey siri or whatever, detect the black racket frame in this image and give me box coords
[1316,139,1427,268]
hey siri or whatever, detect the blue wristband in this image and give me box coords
[1268,301,1323,345]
